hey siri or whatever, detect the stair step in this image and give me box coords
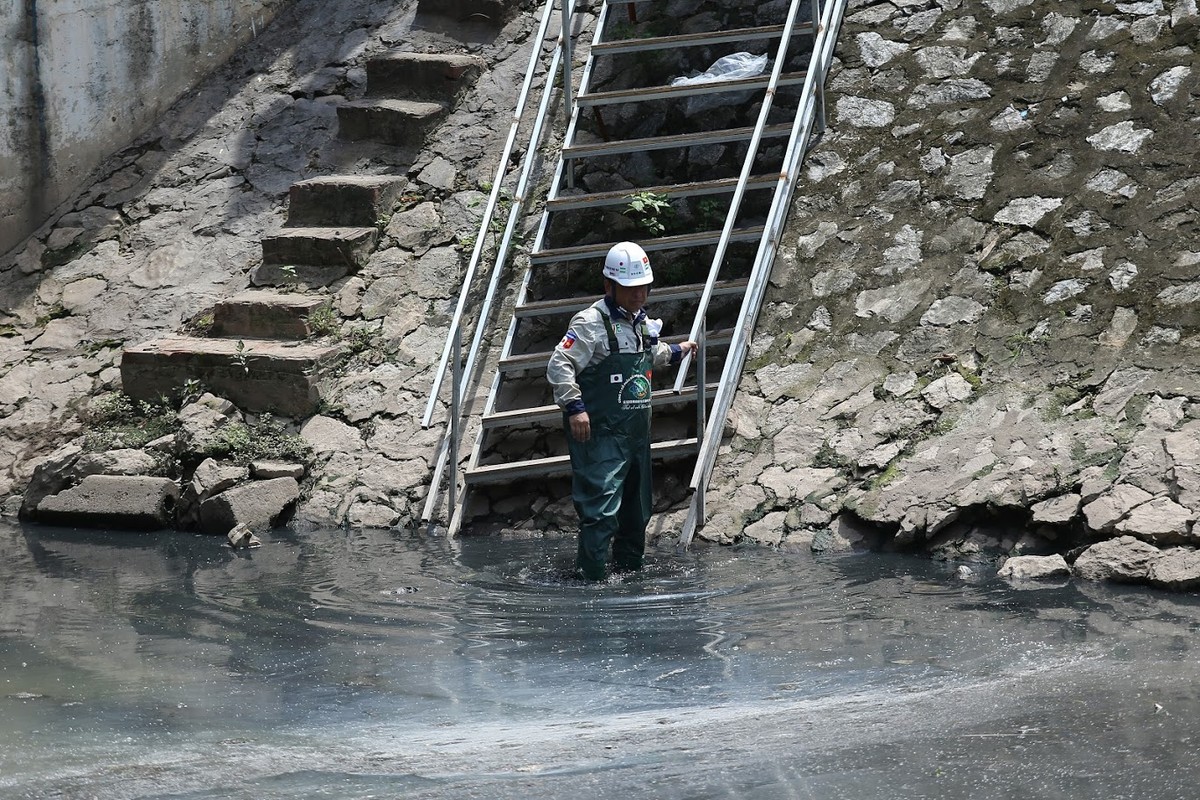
[563,123,793,160]
[211,292,332,340]
[261,226,379,267]
[515,278,750,319]
[337,99,446,145]
[529,226,766,266]
[416,0,519,24]
[367,52,487,102]
[120,337,342,417]
[498,330,732,375]
[288,175,408,227]
[483,383,718,429]
[465,438,699,485]
[547,175,777,212]
[591,23,812,56]
[577,71,807,107]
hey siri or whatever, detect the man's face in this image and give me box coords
[612,282,650,314]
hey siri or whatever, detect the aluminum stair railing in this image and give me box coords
[679,0,851,548]
[437,2,823,534]
[670,0,814,394]
[420,0,577,527]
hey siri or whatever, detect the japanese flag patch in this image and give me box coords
[610,374,623,384]
[560,330,578,350]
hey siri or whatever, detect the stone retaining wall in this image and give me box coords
[704,0,1200,575]
[0,0,293,257]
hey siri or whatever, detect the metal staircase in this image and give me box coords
[422,0,848,540]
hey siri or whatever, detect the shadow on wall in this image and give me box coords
[0,0,517,320]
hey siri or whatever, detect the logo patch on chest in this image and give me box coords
[618,374,653,409]
[610,373,623,384]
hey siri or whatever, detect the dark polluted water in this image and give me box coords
[2,521,1199,799]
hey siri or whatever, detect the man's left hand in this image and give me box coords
[680,340,699,356]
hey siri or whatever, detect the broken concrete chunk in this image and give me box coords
[37,475,178,530]
[198,477,300,535]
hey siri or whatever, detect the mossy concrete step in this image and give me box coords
[121,337,343,417]
[287,175,408,227]
[366,52,487,102]
[416,0,519,24]
[211,292,332,340]
[337,99,446,145]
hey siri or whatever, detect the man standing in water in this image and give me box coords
[547,241,698,581]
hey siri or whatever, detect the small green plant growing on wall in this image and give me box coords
[624,191,674,237]
[81,392,176,452]
[197,413,311,466]
[695,197,725,228]
[307,304,339,337]
[233,340,250,374]
[184,311,215,336]
[35,303,69,327]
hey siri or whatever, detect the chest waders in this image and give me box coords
[567,314,655,580]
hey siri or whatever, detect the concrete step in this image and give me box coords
[337,99,446,146]
[366,52,487,102]
[121,337,343,417]
[261,226,378,269]
[211,292,332,340]
[416,0,519,24]
[287,175,408,227]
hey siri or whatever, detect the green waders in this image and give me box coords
[567,314,655,581]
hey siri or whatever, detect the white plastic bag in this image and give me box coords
[645,318,664,343]
[670,52,768,115]
[670,52,768,87]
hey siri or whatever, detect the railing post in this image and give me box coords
[562,0,576,189]
[695,324,707,526]
[449,324,462,518]
[814,0,827,135]
[696,323,707,444]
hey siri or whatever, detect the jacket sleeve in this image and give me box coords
[547,309,599,414]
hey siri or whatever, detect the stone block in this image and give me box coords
[37,475,178,530]
[212,292,332,340]
[998,554,1070,582]
[198,477,301,535]
[1072,535,1162,583]
[121,337,342,417]
[250,263,356,289]
[288,176,408,227]
[366,53,487,102]
[260,226,379,270]
[416,0,519,24]
[337,99,446,145]
[250,460,305,479]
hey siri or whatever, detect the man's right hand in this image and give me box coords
[570,411,591,443]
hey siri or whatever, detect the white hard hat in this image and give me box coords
[603,241,654,287]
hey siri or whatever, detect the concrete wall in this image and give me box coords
[0,0,291,257]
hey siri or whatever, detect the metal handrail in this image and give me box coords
[466,0,612,467]
[671,0,809,395]
[421,0,560,430]
[420,0,571,525]
[679,0,848,548]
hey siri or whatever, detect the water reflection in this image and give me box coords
[3,520,1200,799]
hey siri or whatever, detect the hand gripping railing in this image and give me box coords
[679,0,849,548]
[421,0,577,526]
